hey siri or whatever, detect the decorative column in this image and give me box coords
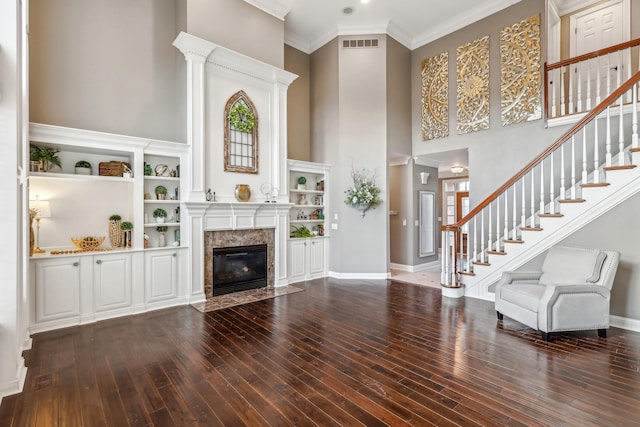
[173,32,217,204]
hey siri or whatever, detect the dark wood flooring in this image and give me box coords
[1,278,640,426]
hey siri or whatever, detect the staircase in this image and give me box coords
[441,70,640,300]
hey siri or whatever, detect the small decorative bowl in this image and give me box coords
[71,236,106,250]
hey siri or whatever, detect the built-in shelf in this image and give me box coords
[29,172,134,183]
[289,189,324,195]
[144,222,180,228]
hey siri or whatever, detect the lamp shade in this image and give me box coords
[29,200,52,219]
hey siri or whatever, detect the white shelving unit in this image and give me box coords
[143,155,182,249]
[287,160,330,283]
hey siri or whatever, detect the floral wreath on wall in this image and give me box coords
[344,166,381,217]
[228,104,255,133]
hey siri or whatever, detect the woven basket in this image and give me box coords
[71,236,106,250]
[99,161,131,177]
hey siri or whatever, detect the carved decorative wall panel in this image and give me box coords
[500,14,541,126]
[456,35,490,134]
[421,51,449,141]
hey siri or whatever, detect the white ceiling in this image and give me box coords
[246,0,524,53]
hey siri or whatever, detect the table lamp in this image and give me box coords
[29,199,52,254]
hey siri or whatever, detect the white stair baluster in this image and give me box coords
[549,152,555,214]
[619,94,625,166]
[480,210,485,262]
[496,197,501,252]
[560,67,566,116]
[571,134,577,199]
[596,57,602,105]
[539,160,545,217]
[586,60,592,110]
[473,216,478,263]
[606,106,612,167]
[550,70,557,118]
[530,168,535,227]
[569,65,575,114]
[504,189,509,246]
[576,62,582,113]
[560,142,566,204]
[521,178,526,236]
[582,128,588,184]
[488,206,492,252]
[512,185,518,240]
[633,82,638,149]
[593,117,600,183]
[441,231,447,285]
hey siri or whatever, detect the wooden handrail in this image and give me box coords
[443,69,640,232]
[545,37,640,71]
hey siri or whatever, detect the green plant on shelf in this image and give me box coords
[30,144,62,172]
[120,221,133,231]
[297,176,307,185]
[109,214,122,221]
[290,225,313,238]
[156,225,168,232]
[153,208,167,218]
[75,160,91,169]
[155,185,167,195]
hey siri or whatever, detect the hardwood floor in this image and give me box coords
[2,278,640,426]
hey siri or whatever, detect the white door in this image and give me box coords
[35,258,81,323]
[93,253,132,312]
[145,250,178,304]
[571,0,628,111]
[308,239,325,277]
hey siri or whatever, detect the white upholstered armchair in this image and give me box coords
[495,245,620,342]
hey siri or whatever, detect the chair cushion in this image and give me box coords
[500,284,546,313]
[539,246,607,285]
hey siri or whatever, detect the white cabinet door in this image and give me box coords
[35,257,81,323]
[288,239,308,282]
[93,253,132,312]
[308,239,325,277]
[145,249,178,304]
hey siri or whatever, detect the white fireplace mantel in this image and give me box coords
[197,201,293,231]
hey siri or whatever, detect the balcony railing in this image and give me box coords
[545,38,640,120]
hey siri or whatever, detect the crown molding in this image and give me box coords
[411,0,522,49]
[242,0,290,21]
[554,0,602,15]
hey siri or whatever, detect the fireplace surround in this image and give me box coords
[213,244,267,296]
[204,228,275,299]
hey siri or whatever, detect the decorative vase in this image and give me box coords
[234,184,251,202]
[75,167,92,175]
[158,232,166,247]
[355,203,371,218]
[123,230,132,248]
[156,193,166,200]
[156,217,165,224]
[109,220,121,248]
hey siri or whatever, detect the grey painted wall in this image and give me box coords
[30,0,181,142]
[411,0,570,204]
[386,36,412,159]
[517,192,640,321]
[284,45,311,161]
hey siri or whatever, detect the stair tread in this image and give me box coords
[604,164,637,171]
[520,227,543,231]
[630,147,640,153]
[487,250,507,255]
[503,239,524,244]
[459,271,476,277]
[472,261,491,266]
[582,182,610,187]
[559,198,586,203]
[538,213,564,218]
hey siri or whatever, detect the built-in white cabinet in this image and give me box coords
[34,257,81,324]
[144,249,179,306]
[288,237,326,283]
[287,160,330,283]
[93,252,132,313]
[28,123,190,334]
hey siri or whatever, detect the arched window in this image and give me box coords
[224,91,258,174]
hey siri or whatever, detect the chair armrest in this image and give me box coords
[538,284,611,332]
[495,271,543,297]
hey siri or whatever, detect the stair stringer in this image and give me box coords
[462,164,640,301]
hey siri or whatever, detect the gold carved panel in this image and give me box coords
[421,51,449,141]
[456,35,490,134]
[500,14,541,126]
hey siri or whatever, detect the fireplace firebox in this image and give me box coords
[213,244,267,296]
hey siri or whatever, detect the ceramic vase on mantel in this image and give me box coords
[234,184,251,202]
[109,219,122,248]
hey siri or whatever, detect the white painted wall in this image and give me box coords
[0,0,28,402]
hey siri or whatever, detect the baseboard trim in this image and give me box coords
[328,271,389,280]
[610,315,640,333]
[390,260,440,273]
[0,357,27,405]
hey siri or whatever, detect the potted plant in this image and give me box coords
[120,221,133,248]
[30,145,62,172]
[156,225,168,247]
[108,214,122,247]
[153,208,167,223]
[297,176,307,190]
[155,185,167,200]
[74,160,92,175]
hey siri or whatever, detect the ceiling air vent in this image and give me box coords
[342,39,379,49]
